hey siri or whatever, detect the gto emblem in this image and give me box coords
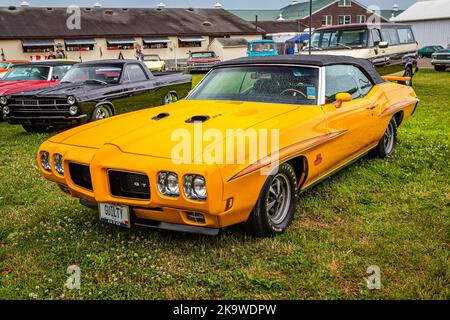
[133,182,147,188]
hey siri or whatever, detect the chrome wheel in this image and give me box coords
[164,92,178,105]
[384,121,395,155]
[403,68,413,86]
[266,173,292,225]
[93,105,112,120]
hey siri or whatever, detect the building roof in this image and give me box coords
[379,9,404,20]
[0,7,262,40]
[280,0,336,20]
[391,0,450,22]
[257,21,308,34]
[214,38,248,47]
[215,54,385,84]
[228,9,281,22]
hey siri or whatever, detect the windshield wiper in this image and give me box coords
[60,81,73,84]
[84,79,108,85]
[336,43,353,50]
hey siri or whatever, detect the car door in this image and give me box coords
[320,64,378,171]
[113,63,155,114]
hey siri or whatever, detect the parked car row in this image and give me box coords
[0,59,192,131]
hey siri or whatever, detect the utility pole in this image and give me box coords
[309,0,312,55]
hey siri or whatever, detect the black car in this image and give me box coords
[3,59,192,132]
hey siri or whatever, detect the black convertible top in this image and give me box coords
[215,55,385,84]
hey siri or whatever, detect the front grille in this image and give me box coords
[435,54,450,60]
[191,62,215,67]
[8,96,70,112]
[108,170,150,200]
[69,163,93,191]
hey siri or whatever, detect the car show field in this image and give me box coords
[0,70,448,299]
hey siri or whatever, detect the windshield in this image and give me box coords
[61,65,123,84]
[310,29,368,50]
[0,62,9,69]
[250,42,276,52]
[187,66,319,105]
[191,52,216,59]
[144,55,160,61]
[52,65,72,80]
[3,66,50,81]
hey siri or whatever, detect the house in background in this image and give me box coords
[230,0,392,34]
[0,6,263,67]
[392,0,450,48]
[209,38,249,61]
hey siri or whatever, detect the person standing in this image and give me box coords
[134,44,144,61]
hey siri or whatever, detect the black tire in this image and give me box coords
[434,66,446,72]
[401,66,413,86]
[374,117,397,158]
[91,104,113,121]
[163,92,178,105]
[244,163,298,237]
[22,124,49,133]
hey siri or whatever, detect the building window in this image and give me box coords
[178,37,206,48]
[106,38,136,50]
[338,0,351,6]
[357,15,366,23]
[143,38,171,49]
[322,15,332,26]
[338,15,351,24]
[22,40,55,53]
[65,39,96,52]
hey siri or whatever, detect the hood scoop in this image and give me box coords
[185,115,210,123]
[152,112,170,121]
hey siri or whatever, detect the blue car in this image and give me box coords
[247,40,278,57]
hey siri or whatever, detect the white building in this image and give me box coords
[391,0,450,48]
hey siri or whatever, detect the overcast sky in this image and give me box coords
[0,0,416,10]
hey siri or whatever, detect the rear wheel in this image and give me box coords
[401,66,413,86]
[244,163,298,237]
[91,104,113,121]
[22,124,49,133]
[164,92,178,105]
[374,117,397,158]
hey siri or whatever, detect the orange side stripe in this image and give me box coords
[228,130,347,182]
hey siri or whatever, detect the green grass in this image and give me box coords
[0,70,449,300]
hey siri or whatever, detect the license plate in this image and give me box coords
[99,203,130,229]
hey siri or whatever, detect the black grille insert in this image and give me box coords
[108,170,150,200]
[69,163,93,191]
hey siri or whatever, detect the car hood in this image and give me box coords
[50,100,298,160]
[14,81,113,98]
[0,80,55,96]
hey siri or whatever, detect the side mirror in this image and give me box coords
[335,92,352,108]
[378,41,389,49]
[51,75,59,81]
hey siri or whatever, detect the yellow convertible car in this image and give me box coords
[37,55,419,237]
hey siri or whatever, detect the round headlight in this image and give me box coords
[3,106,10,115]
[53,154,64,175]
[69,105,78,116]
[183,174,207,201]
[0,96,7,106]
[157,171,179,197]
[40,151,51,172]
[67,96,76,105]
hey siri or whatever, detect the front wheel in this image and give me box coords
[374,117,398,158]
[91,104,113,121]
[244,163,298,237]
[434,66,446,72]
[22,124,49,133]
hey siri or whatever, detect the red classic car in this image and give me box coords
[0,60,75,121]
[186,51,221,73]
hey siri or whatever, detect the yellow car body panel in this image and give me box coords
[37,62,419,233]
